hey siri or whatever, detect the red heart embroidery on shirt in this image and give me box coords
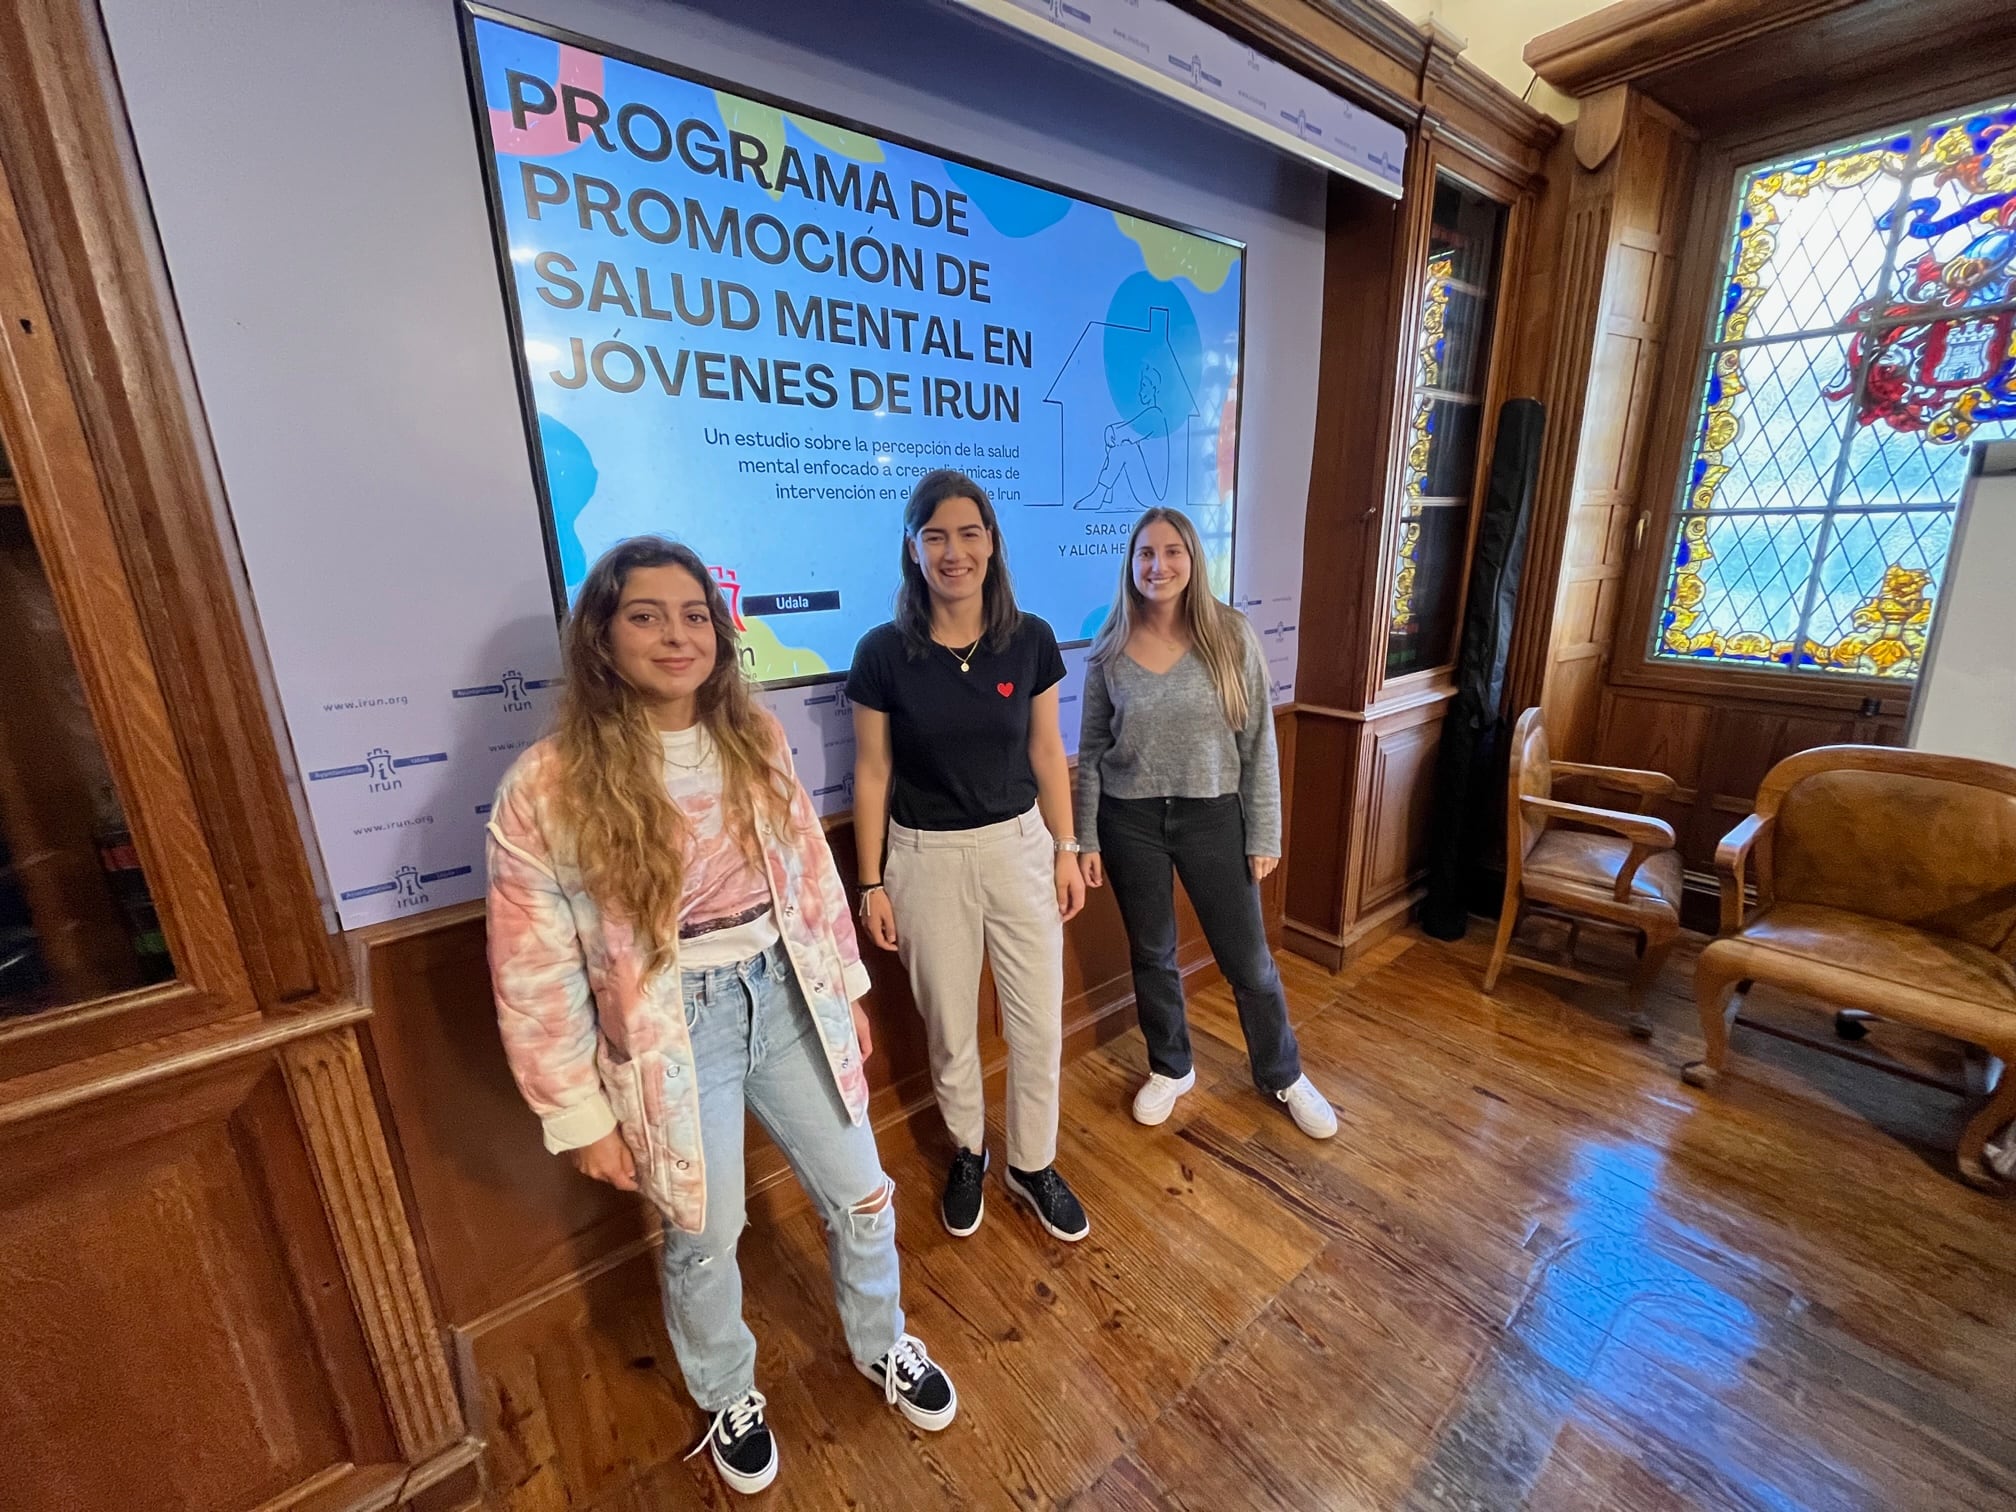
[996,681,1015,697]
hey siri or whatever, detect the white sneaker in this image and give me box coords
[1131,1068,1197,1126]
[1275,1075,1338,1139]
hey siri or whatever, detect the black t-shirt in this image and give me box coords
[847,615,1066,830]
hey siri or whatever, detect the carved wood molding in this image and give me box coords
[1186,0,1558,180]
[1420,31,1560,183]
[1524,0,1857,98]
[282,1027,466,1459]
[0,0,343,1009]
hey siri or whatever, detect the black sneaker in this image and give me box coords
[942,1147,987,1237]
[859,1332,959,1431]
[683,1388,777,1495]
[1004,1163,1090,1242]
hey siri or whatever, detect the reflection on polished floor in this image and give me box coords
[555,928,2016,1511]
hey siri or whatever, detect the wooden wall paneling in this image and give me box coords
[0,1052,407,1512]
[1503,90,1699,762]
[1293,174,1411,712]
[1283,711,1361,965]
[1592,683,1902,874]
[1259,705,1295,938]
[0,0,342,1011]
[281,1028,466,1460]
[1353,697,1444,919]
[350,906,651,1330]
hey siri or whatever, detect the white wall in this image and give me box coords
[1395,0,1596,121]
[97,0,1328,928]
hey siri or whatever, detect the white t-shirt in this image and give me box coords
[663,725,780,970]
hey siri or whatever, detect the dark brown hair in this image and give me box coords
[892,469,1023,657]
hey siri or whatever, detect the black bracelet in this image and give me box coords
[858,881,885,893]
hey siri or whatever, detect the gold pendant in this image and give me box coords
[959,659,970,672]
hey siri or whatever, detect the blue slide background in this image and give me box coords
[472,15,1243,680]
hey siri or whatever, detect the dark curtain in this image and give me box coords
[1420,398,1544,940]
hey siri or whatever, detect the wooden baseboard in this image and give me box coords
[1283,886,1422,973]
[264,1440,483,1512]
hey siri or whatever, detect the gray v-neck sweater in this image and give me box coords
[1073,625,1281,856]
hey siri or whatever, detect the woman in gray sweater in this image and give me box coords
[1076,508,1337,1138]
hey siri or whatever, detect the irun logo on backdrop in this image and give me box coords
[309,747,449,794]
[452,669,561,714]
[339,862,474,911]
[813,772,856,805]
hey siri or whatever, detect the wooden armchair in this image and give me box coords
[1684,746,2016,1188]
[1485,708,1683,1037]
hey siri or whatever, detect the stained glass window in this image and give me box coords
[1655,97,2016,679]
[1388,176,1506,678]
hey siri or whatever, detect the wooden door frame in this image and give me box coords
[0,0,345,1037]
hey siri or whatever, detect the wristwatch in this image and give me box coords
[1054,837,1082,855]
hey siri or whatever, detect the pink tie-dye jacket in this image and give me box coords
[484,712,873,1233]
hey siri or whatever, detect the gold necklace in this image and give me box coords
[941,635,983,672]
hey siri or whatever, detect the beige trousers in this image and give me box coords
[885,807,1063,1171]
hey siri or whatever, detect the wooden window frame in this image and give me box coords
[1370,136,1533,707]
[0,151,259,1075]
[0,1,345,1084]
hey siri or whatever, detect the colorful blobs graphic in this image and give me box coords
[538,413,597,595]
[790,116,885,163]
[945,162,1072,237]
[1217,383,1239,503]
[1102,274,1201,437]
[711,94,885,200]
[739,618,831,682]
[487,38,602,159]
[1114,214,1240,293]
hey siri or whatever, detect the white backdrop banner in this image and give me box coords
[944,0,1407,199]
[99,0,1317,934]
[295,606,1293,929]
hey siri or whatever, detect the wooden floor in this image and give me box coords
[566,926,2016,1511]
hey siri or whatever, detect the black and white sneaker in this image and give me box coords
[683,1388,777,1495]
[1004,1163,1090,1242]
[942,1147,987,1237]
[860,1332,959,1431]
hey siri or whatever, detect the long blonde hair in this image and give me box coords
[550,536,794,980]
[1087,508,1251,729]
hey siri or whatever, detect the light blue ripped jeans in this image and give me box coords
[661,942,903,1412]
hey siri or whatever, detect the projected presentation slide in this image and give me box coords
[465,7,1244,684]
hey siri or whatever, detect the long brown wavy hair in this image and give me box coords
[1087,507,1252,729]
[550,536,794,979]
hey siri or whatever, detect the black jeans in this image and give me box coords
[1096,794,1301,1092]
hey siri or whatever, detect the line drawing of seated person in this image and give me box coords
[1075,366,1170,512]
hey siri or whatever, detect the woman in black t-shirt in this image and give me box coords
[848,469,1091,1244]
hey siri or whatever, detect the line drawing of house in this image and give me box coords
[1039,307,1202,514]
